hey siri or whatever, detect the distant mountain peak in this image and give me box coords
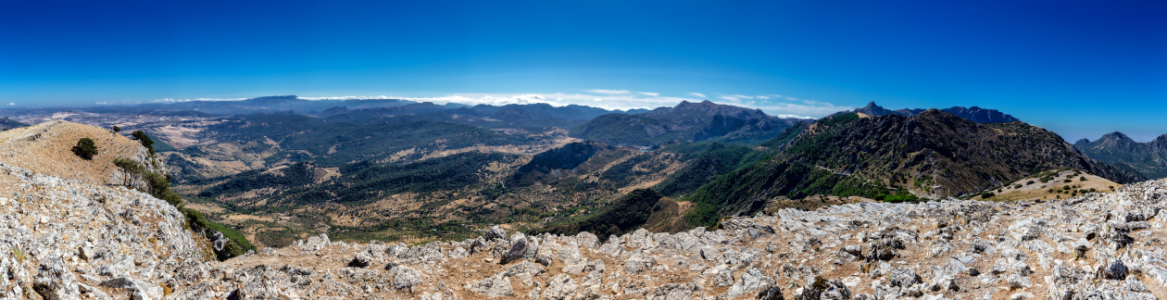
[1100,131,1134,142]
[1078,131,1167,179]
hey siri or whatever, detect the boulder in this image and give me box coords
[484,225,507,241]
[541,274,579,300]
[466,272,514,298]
[500,233,528,264]
[33,257,81,300]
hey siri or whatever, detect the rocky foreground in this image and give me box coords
[4,152,1167,299]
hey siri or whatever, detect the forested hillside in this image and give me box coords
[681,110,1143,227]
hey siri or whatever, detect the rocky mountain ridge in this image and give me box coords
[850,102,1020,124]
[1075,132,1167,180]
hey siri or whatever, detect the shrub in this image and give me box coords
[112,126,121,133]
[1063,179,1072,183]
[72,138,99,160]
[880,194,921,203]
[1013,184,1022,189]
[1026,180,1035,185]
[184,209,256,260]
[1079,176,1087,181]
[981,192,995,199]
[131,130,155,155]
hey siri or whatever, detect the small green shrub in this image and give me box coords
[184,209,256,260]
[131,130,155,155]
[981,192,995,199]
[1079,176,1087,181]
[1013,184,1022,189]
[72,138,99,160]
[112,126,121,133]
[1026,180,1035,185]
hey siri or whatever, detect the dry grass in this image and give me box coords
[0,120,148,186]
[983,169,1120,201]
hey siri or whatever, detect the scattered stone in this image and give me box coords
[467,272,515,298]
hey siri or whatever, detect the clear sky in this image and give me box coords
[1,0,1164,141]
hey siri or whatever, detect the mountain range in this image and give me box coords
[1075,132,1167,179]
[849,102,1020,123]
[0,95,1153,249]
[570,100,807,146]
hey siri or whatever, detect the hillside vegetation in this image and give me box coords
[680,110,1143,227]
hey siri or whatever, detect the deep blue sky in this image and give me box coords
[1,0,1165,141]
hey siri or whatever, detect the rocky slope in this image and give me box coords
[165,178,1167,300]
[1075,132,1167,180]
[0,159,210,299]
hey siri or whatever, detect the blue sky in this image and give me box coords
[1,0,1164,141]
